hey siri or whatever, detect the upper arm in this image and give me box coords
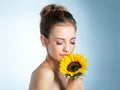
[29,68,54,90]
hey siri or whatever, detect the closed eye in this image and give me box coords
[56,42,63,45]
[70,42,75,45]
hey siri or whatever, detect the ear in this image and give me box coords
[40,34,47,47]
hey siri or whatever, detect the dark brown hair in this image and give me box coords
[40,4,76,38]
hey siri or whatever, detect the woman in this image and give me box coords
[29,4,84,90]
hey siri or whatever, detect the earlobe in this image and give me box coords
[40,34,47,47]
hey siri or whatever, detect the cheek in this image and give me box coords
[47,45,54,54]
[47,44,62,61]
[47,44,59,55]
[72,47,75,52]
[70,45,75,53]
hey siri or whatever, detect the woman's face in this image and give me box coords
[46,23,76,62]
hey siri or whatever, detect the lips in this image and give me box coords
[60,54,68,57]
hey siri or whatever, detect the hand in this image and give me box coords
[66,76,84,90]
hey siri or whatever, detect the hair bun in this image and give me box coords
[40,4,67,17]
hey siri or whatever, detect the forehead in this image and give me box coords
[49,23,76,39]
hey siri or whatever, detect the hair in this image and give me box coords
[40,4,76,38]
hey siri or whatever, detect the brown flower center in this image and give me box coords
[67,62,81,72]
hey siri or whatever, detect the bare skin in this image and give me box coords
[29,57,84,90]
[29,23,84,90]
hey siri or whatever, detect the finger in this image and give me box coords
[76,76,83,80]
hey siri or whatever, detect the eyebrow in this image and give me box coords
[55,37,76,40]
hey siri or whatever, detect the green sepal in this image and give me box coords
[66,72,85,79]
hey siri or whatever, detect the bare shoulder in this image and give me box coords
[33,65,54,78]
[29,64,54,90]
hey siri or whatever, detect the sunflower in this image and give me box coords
[59,53,87,79]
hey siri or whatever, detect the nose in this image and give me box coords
[63,43,70,52]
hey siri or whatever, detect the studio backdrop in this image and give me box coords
[0,0,119,90]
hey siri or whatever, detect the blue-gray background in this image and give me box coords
[0,0,120,90]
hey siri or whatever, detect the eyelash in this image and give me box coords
[56,42,63,45]
[70,42,75,45]
[56,42,75,45]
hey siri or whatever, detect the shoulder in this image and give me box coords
[35,66,54,79]
[29,65,54,90]
[32,65,54,82]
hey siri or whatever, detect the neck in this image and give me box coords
[46,54,68,88]
[46,54,59,73]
